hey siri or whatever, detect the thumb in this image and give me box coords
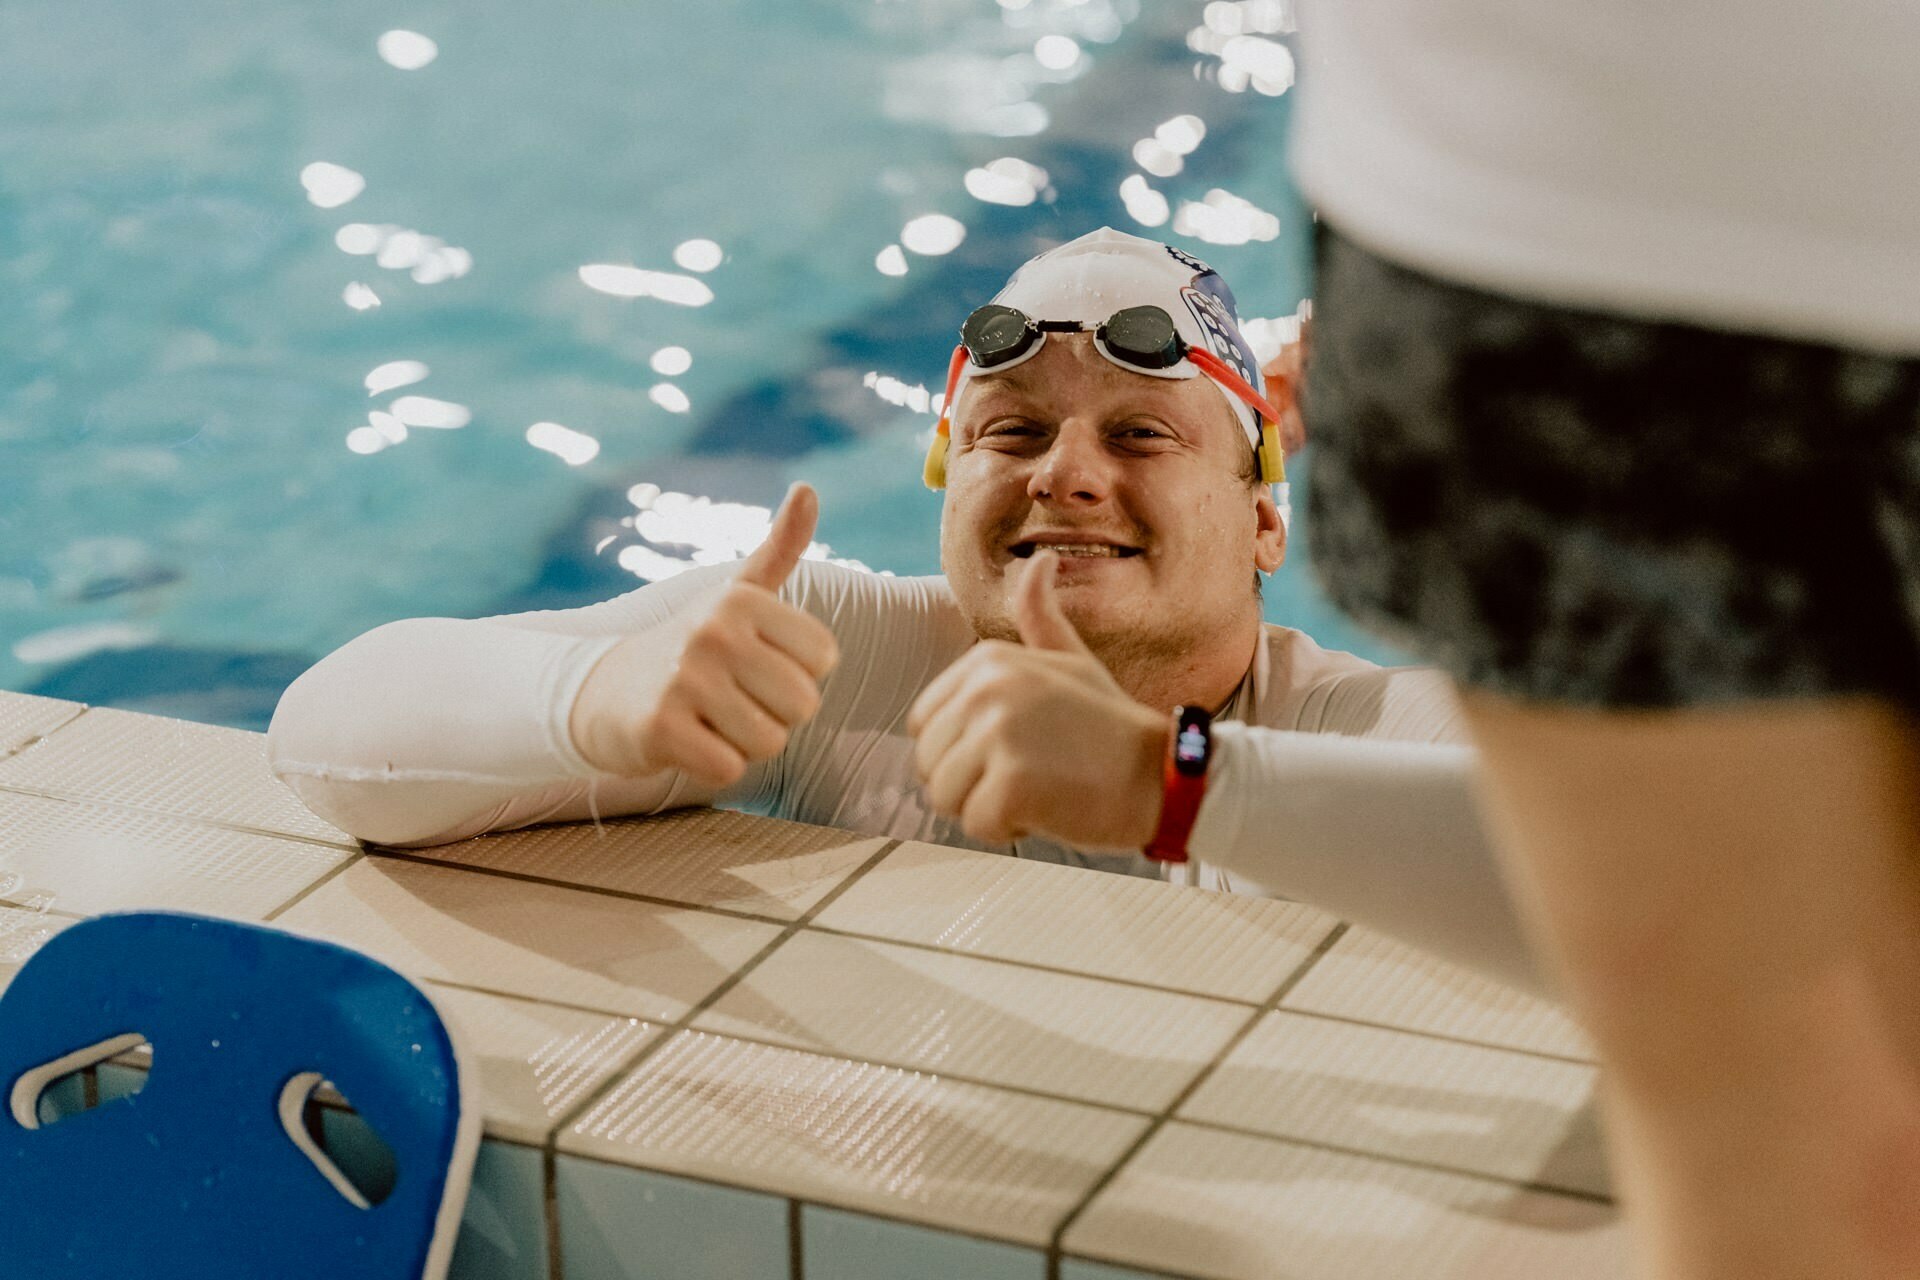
[738,482,819,591]
[1014,550,1091,654]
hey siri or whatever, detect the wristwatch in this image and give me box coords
[1143,705,1212,863]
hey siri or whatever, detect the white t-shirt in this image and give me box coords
[269,560,1534,987]
[1293,0,1920,355]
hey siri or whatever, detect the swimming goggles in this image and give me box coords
[924,304,1285,489]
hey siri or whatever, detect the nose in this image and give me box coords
[1027,422,1114,505]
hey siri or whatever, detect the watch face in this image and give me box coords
[1172,706,1211,777]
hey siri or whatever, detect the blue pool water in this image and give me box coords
[3,0,1405,730]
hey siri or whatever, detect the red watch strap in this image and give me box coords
[1144,717,1208,864]
[1145,765,1204,863]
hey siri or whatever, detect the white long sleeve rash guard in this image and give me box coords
[268,559,1537,989]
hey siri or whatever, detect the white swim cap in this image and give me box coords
[950,227,1270,449]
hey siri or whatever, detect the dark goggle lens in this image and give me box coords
[960,305,1037,368]
[1099,306,1183,370]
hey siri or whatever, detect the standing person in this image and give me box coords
[1290,4,1920,1277]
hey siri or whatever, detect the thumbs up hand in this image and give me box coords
[571,483,841,784]
[906,551,1170,849]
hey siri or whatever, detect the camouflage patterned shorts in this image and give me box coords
[1304,224,1920,710]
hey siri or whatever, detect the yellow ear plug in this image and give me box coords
[923,424,950,490]
[1257,420,1286,486]
[924,345,968,492]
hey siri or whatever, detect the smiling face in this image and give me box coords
[939,334,1287,683]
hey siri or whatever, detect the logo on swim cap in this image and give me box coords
[1181,285,1260,392]
[1164,244,1213,275]
[1163,243,1260,394]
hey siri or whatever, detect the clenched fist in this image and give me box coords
[569,483,840,786]
[907,550,1171,849]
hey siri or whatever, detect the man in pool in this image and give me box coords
[269,229,1527,985]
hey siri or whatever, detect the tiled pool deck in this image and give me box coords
[0,688,1626,1279]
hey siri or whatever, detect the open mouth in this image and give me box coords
[1009,541,1143,559]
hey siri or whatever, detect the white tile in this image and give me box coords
[695,930,1247,1113]
[812,842,1338,1001]
[0,691,84,758]
[402,806,886,920]
[0,791,352,920]
[562,1029,1148,1247]
[0,904,78,996]
[1180,1012,1607,1196]
[0,707,354,846]
[424,983,663,1145]
[276,856,782,1021]
[1284,928,1593,1059]
[1064,1123,1626,1280]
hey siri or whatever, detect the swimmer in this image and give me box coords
[269,229,1529,986]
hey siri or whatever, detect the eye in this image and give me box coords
[1115,420,1176,444]
[978,419,1042,439]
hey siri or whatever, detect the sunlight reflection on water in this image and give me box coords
[1,0,1366,717]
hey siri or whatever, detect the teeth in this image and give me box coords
[1035,543,1118,557]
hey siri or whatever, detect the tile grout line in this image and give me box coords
[0,899,89,924]
[1166,1111,1614,1205]
[361,846,1313,1009]
[365,845,800,926]
[1271,1004,1596,1066]
[1244,920,1353,1016]
[419,978,677,1026]
[536,837,903,1280]
[0,700,94,765]
[262,851,367,923]
[1044,921,1351,1271]
[542,1146,563,1280]
[0,704,89,763]
[798,920,1270,1007]
[606,1014,1165,1119]
[0,780,362,853]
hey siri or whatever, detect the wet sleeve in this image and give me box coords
[266,562,774,847]
[1188,671,1545,993]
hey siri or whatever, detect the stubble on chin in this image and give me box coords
[965,585,1193,683]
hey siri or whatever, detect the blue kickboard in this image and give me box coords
[0,911,478,1280]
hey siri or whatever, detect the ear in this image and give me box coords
[1252,484,1287,574]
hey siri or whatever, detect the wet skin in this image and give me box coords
[938,333,1286,711]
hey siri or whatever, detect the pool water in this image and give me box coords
[3,0,1405,730]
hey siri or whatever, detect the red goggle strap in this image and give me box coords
[1186,346,1282,425]
[935,344,968,436]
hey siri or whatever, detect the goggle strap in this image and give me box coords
[1187,346,1282,425]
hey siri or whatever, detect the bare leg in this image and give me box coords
[1461,692,1920,1280]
